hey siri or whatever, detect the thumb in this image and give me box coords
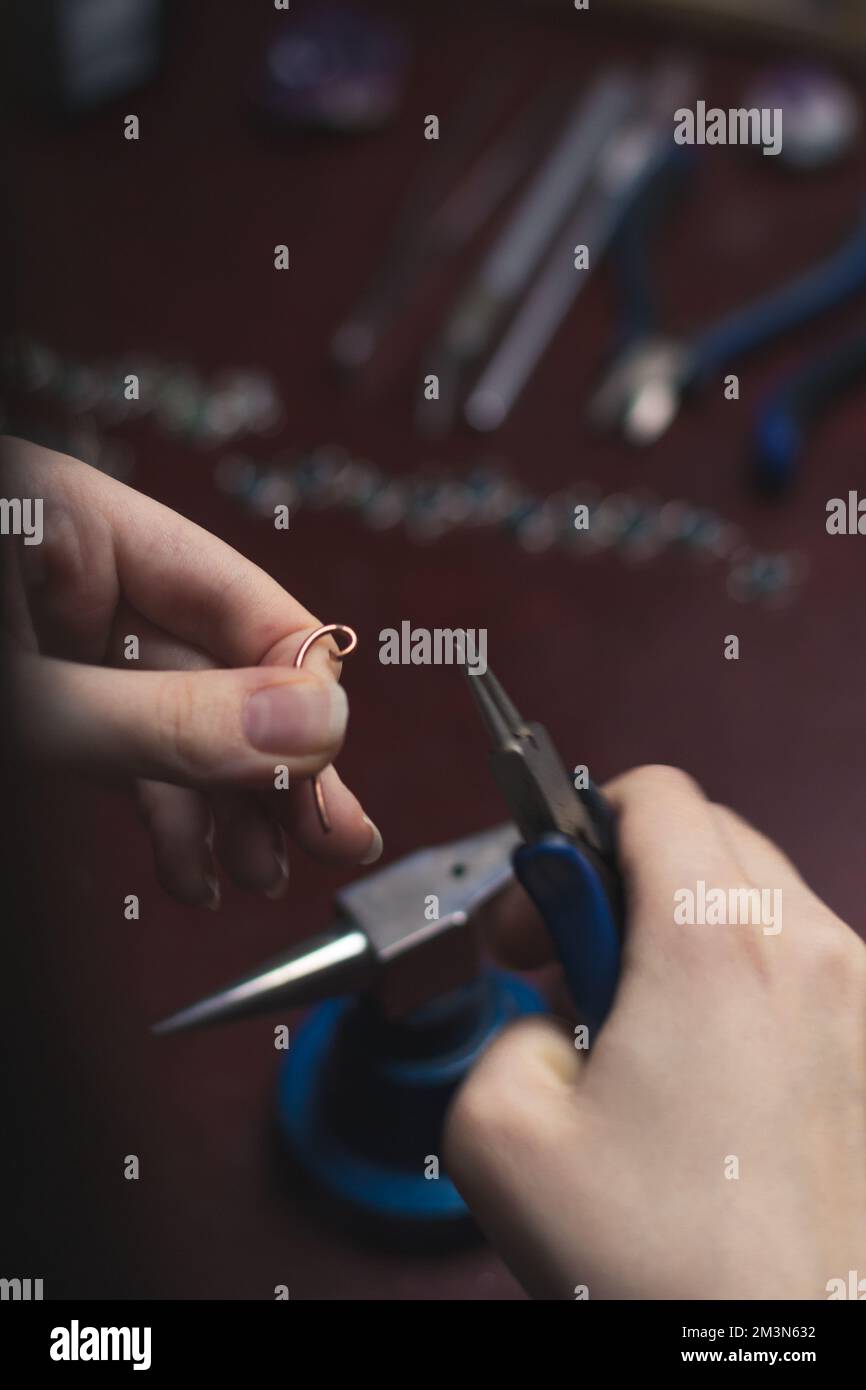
[13,653,348,788]
[443,1015,587,1299]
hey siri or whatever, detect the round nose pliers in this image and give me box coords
[465,666,624,1033]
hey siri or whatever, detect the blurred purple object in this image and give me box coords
[745,64,860,169]
[256,5,409,133]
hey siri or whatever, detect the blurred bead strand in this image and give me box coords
[213,447,806,606]
[2,337,284,448]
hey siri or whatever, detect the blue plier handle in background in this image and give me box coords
[754,323,866,490]
[465,666,623,1033]
[692,201,866,380]
[590,192,866,446]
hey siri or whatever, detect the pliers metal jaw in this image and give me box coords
[586,337,688,445]
[466,666,607,850]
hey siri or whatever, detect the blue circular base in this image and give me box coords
[276,970,545,1225]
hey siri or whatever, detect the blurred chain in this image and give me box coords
[0,336,807,606]
[214,446,808,607]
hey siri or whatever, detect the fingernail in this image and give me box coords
[360,814,383,865]
[263,843,290,900]
[244,678,347,754]
[203,875,221,911]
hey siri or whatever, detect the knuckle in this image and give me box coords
[446,1070,502,1149]
[156,672,210,780]
[623,763,705,801]
[795,917,866,989]
[444,1072,518,1178]
[444,1024,563,1164]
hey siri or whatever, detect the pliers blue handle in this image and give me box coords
[514,831,621,1032]
[690,202,866,384]
[610,143,695,348]
[753,323,866,490]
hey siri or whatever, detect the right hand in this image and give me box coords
[446,765,866,1300]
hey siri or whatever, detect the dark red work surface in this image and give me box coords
[4,2,866,1299]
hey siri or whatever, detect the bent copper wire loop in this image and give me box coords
[293,624,358,833]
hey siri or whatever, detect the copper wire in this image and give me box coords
[293,624,358,833]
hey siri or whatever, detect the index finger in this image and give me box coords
[11,440,337,673]
[480,765,730,969]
